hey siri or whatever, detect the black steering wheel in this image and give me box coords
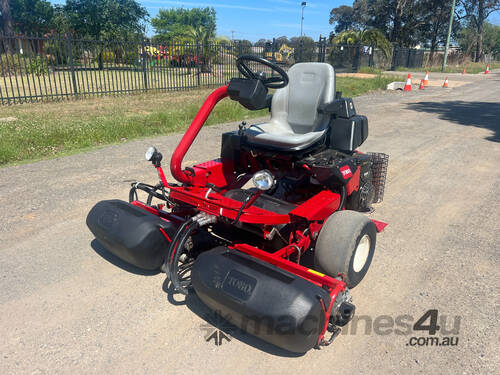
[236,55,289,89]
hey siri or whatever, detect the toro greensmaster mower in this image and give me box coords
[87,56,389,353]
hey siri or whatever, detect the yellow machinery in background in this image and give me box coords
[264,42,294,65]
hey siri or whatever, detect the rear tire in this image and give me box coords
[314,210,376,288]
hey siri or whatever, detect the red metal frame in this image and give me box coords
[170,86,229,184]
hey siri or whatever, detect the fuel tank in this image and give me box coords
[191,246,331,353]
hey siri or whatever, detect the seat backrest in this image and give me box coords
[270,63,335,134]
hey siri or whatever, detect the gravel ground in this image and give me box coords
[0,70,499,374]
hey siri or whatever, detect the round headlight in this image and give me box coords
[252,170,275,191]
[145,146,157,161]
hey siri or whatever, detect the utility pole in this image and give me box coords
[300,2,306,37]
[231,30,235,41]
[442,0,456,72]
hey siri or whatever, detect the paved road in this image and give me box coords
[1,71,499,374]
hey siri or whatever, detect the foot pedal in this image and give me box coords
[317,325,341,348]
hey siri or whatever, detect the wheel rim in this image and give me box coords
[353,234,370,272]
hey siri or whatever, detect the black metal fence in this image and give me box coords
[391,46,425,70]
[0,33,378,104]
[326,43,375,72]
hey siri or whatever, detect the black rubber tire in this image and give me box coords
[314,210,376,288]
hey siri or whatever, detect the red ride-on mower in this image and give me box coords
[87,56,389,353]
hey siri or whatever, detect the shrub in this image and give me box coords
[124,50,139,65]
[0,54,49,76]
[101,51,115,63]
[27,56,49,75]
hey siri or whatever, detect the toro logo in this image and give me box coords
[340,165,353,179]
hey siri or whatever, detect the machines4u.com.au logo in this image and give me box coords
[199,309,460,347]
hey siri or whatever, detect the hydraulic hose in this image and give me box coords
[129,182,175,207]
[338,185,346,211]
[166,219,200,295]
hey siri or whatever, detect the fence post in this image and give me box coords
[316,36,320,62]
[391,45,397,70]
[66,35,78,97]
[272,38,276,62]
[369,45,374,67]
[237,41,242,78]
[317,36,321,62]
[196,42,201,87]
[141,38,148,91]
[318,35,326,62]
[352,44,361,72]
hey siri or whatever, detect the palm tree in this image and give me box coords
[185,25,211,44]
[333,29,391,58]
[184,25,215,72]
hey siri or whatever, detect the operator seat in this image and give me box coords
[245,62,335,151]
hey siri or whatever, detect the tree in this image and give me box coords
[152,7,215,43]
[332,29,392,57]
[185,25,211,43]
[329,5,358,34]
[346,0,425,46]
[215,35,230,44]
[456,0,500,61]
[64,0,148,40]
[237,39,252,55]
[482,22,500,57]
[254,38,269,47]
[418,0,459,63]
[459,21,500,58]
[51,5,71,35]
[11,0,54,34]
[290,36,315,62]
[1,0,13,35]
[275,35,290,47]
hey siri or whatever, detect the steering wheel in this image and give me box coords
[236,55,289,89]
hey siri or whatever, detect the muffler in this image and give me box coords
[191,247,332,353]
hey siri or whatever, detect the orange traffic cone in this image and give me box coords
[419,80,425,90]
[423,71,429,87]
[485,64,490,74]
[462,68,466,75]
[442,76,449,88]
[403,74,412,91]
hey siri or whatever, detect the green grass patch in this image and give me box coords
[357,66,383,74]
[337,75,400,97]
[0,75,396,166]
[395,61,500,74]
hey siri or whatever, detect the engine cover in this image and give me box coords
[192,247,332,353]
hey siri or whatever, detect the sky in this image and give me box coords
[51,0,500,43]
[138,0,339,41]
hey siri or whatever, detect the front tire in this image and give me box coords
[314,210,376,288]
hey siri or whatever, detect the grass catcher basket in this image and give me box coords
[368,152,389,203]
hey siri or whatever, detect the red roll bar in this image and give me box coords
[170,86,229,184]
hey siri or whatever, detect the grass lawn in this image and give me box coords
[0,74,399,166]
[395,61,500,74]
[0,67,237,103]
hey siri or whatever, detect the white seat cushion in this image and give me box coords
[244,62,335,151]
[245,122,327,151]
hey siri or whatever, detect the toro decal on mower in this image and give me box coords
[87,55,389,354]
[340,165,353,179]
